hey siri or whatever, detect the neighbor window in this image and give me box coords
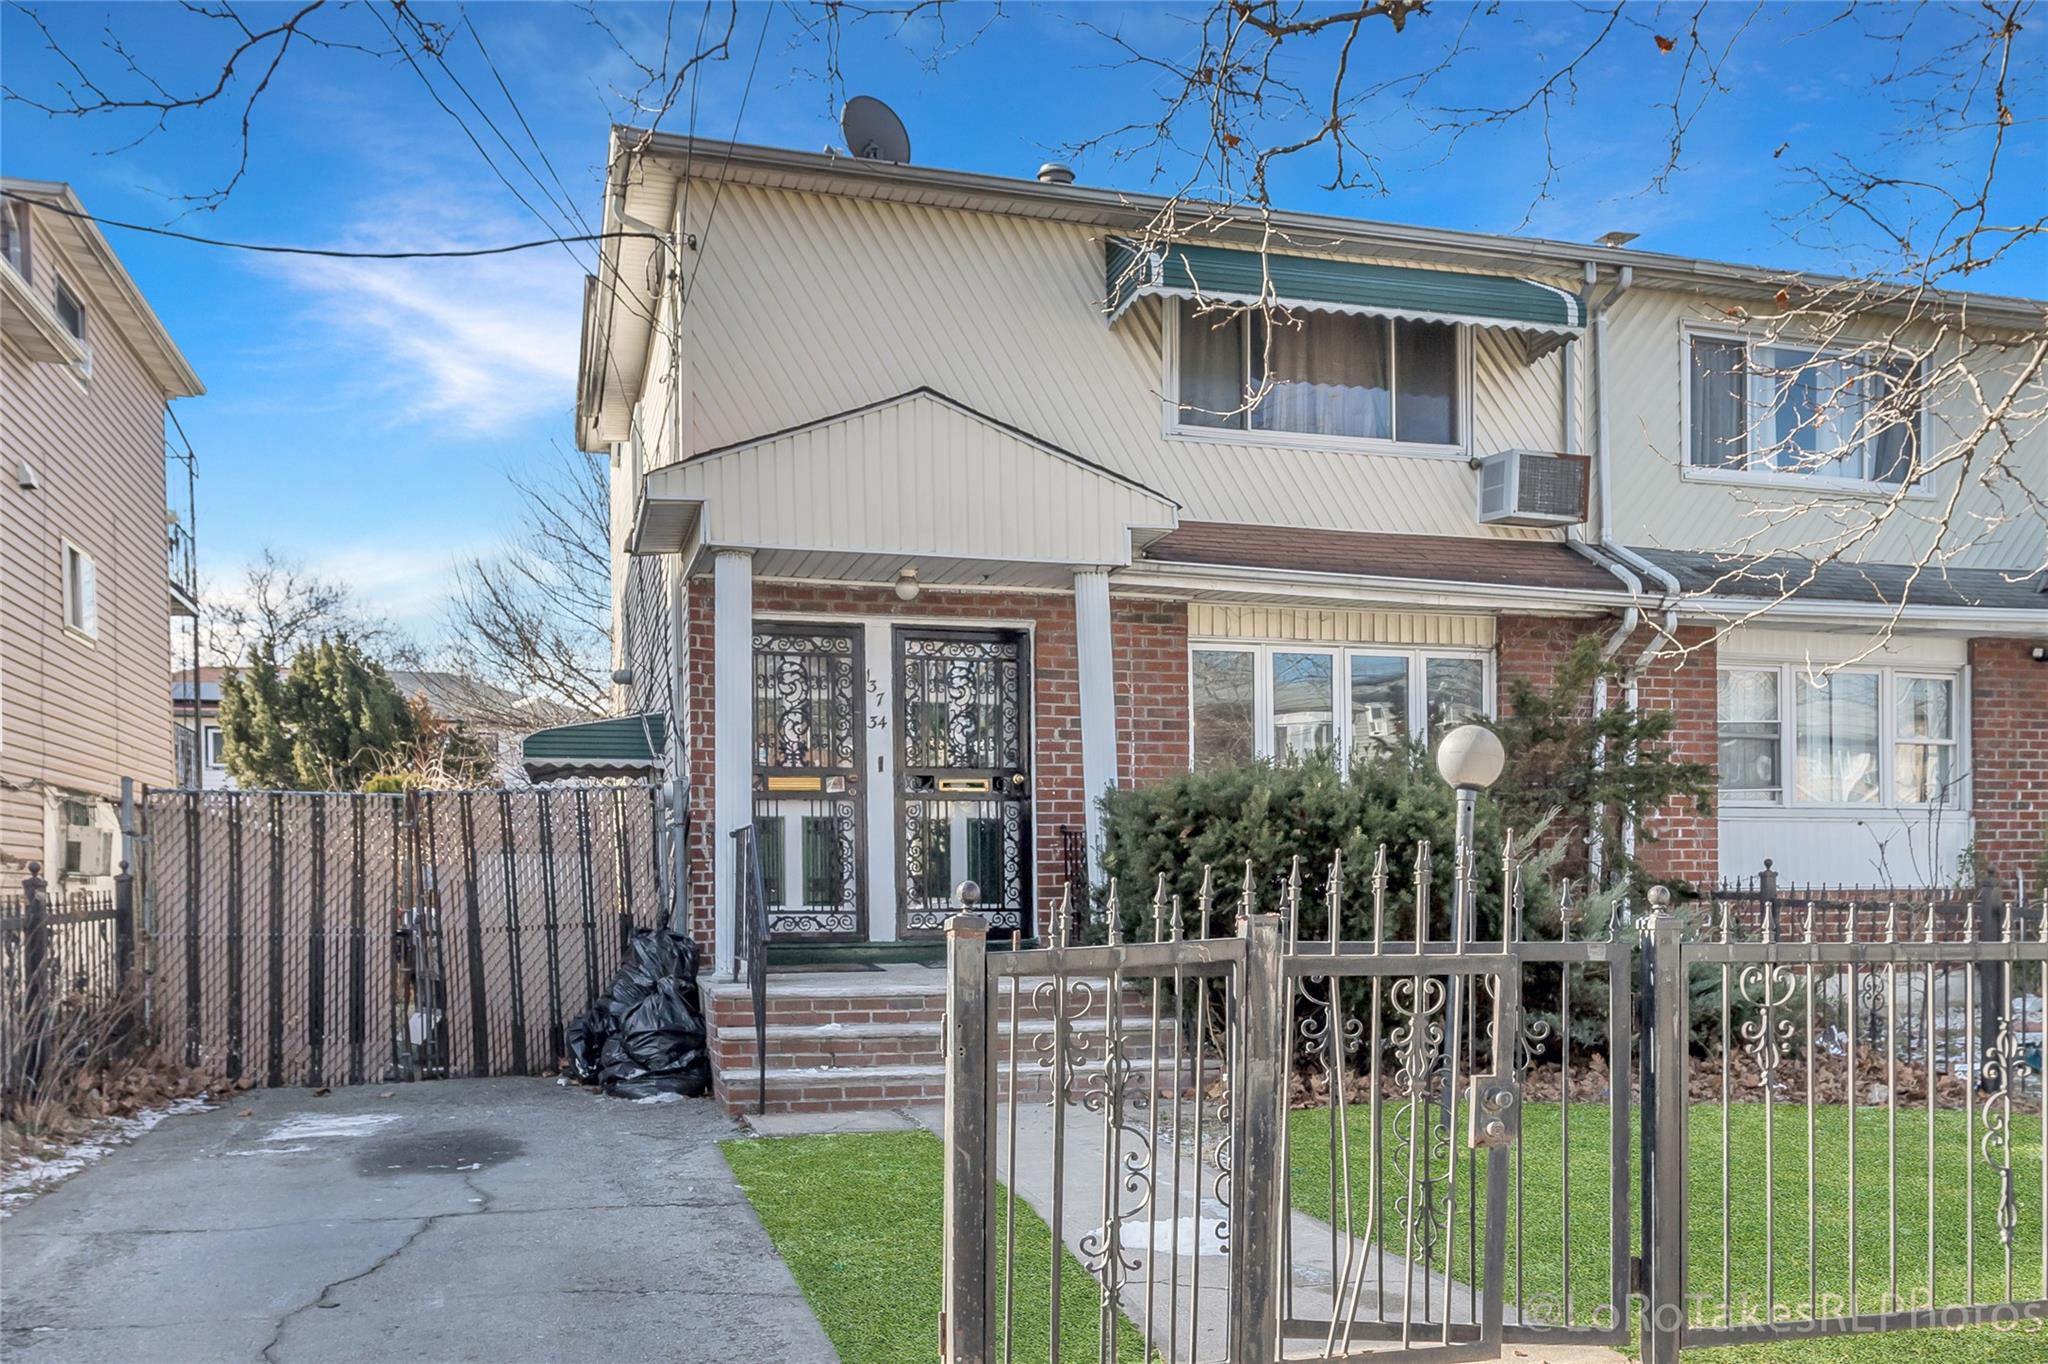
[1190,643,1489,768]
[0,201,27,278]
[1717,664,1959,808]
[1893,676,1957,804]
[54,278,85,344]
[1688,333,1918,484]
[62,542,96,637]
[1716,669,1782,800]
[1175,304,1461,447]
[204,727,226,768]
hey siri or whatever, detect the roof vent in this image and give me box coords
[1475,450,1591,527]
[1036,162,1075,186]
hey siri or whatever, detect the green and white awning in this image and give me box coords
[1105,237,1584,333]
[521,713,667,782]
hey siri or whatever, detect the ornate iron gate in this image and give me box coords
[940,844,2040,1362]
[752,624,866,942]
[896,627,1032,939]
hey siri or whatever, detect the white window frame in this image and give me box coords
[1162,298,1474,459]
[1188,640,1494,768]
[204,725,227,769]
[51,272,92,374]
[1679,321,1929,498]
[61,540,97,640]
[1715,662,1967,812]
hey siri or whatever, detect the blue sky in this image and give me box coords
[4,1,2041,641]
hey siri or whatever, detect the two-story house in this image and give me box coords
[561,131,2044,1109]
[2,179,204,891]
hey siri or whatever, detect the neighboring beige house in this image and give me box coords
[2,178,204,892]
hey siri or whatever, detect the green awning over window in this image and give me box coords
[521,713,667,781]
[1105,237,1583,333]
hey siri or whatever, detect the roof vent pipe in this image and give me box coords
[1037,162,1075,185]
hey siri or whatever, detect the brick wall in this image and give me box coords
[1494,614,1719,888]
[1969,637,2047,888]
[676,578,1190,955]
[1113,597,1190,785]
[1631,625,1718,887]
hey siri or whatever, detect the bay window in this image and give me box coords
[1716,664,1962,808]
[1190,642,1489,768]
[1687,331,1919,485]
[1174,303,1462,448]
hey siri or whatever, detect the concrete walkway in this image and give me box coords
[2,1078,835,1363]
[908,1102,1622,1364]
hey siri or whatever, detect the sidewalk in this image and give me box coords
[910,1102,1624,1364]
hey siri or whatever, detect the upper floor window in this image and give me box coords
[204,726,227,768]
[1716,663,1960,809]
[1173,304,1461,449]
[62,541,98,638]
[1687,332,1919,486]
[1191,642,1488,769]
[0,201,27,278]
[53,278,86,345]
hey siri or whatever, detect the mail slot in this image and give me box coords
[936,777,993,793]
[765,775,824,793]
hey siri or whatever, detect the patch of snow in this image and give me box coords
[266,1113,399,1142]
[1,1097,214,1215]
[632,1091,685,1105]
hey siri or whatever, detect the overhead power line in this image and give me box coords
[0,193,662,260]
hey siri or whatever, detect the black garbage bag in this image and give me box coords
[596,977,710,1098]
[605,928,702,1017]
[564,1003,616,1083]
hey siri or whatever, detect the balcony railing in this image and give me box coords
[167,516,197,616]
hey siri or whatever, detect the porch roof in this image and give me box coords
[1105,237,1585,333]
[631,388,1181,583]
[520,713,667,782]
[1137,521,1625,595]
[1634,548,2048,617]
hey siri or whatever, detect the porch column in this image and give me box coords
[713,549,753,979]
[1073,569,1118,864]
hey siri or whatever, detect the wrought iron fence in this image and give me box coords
[940,846,2047,1363]
[3,865,138,1114]
[139,784,666,1088]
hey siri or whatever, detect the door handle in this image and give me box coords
[1009,772,1028,789]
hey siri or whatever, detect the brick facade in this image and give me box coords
[1494,614,1718,888]
[1968,637,2047,888]
[1631,625,1718,888]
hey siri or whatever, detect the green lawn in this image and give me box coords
[722,1130,1146,1364]
[1289,1099,2048,1362]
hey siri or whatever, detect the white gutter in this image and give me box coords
[1677,596,2048,633]
[1115,558,1633,614]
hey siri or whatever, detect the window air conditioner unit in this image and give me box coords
[1475,449,1591,527]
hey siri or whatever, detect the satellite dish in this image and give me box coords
[841,95,911,164]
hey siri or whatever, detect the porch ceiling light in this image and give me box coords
[894,567,920,602]
[1436,724,1505,791]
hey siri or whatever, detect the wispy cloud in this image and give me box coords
[266,188,584,432]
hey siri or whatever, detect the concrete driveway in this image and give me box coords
[1,1079,835,1363]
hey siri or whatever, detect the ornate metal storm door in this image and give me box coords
[895,627,1032,939]
[751,624,865,941]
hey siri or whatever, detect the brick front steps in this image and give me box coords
[704,965,1185,1115]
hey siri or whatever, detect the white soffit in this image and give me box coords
[638,388,1179,568]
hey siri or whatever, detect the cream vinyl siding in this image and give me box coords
[2,246,177,878]
[669,182,1571,542]
[1599,285,2046,571]
[1188,604,1494,649]
[648,390,1177,568]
